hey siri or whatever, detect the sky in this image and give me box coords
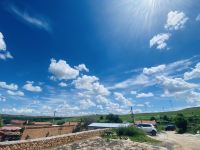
[0,0,200,116]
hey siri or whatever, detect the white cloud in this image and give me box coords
[143,64,166,75]
[0,51,13,60]
[58,82,68,87]
[196,14,200,21]
[79,99,96,109]
[0,32,6,51]
[0,81,18,90]
[165,11,188,30]
[136,92,154,98]
[114,92,132,106]
[7,90,24,97]
[9,5,51,32]
[157,76,197,96]
[150,33,171,50]
[74,75,110,96]
[0,95,6,102]
[75,64,89,72]
[2,107,34,114]
[112,74,150,89]
[130,91,137,95]
[23,81,42,92]
[184,63,200,80]
[0,32,13,60]
[49,58,79,81]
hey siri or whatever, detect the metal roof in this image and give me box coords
[88,123,131,128]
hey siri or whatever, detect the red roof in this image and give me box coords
[135,120,157,125]
[0,126,22,131]
[31,122,52,126]
[63,122,79,126]
[11,120,26,124]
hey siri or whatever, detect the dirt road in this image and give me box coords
[153,131,200,150]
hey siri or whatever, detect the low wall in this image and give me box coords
[21,125,75,140]
[0,129,108,150]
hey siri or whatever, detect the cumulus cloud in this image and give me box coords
[75,64,89,72]
[196,14,200,21]
[8,5,51,32]
[157,76,197,96]
[79,99,96,109]
[150,33,171,50]
[74,75,110,96]
[184,63,200,80]
[136,92,154,98]
[7,90,24,97]
[143,64,166,75]
[0,32,13,60]
[165,11,188,30]
[23,81,42,92]
[0,32,6,51]
[49,58,79,81]
[0,81,18,90]
[58,82,68,87]
[114,92,132,106]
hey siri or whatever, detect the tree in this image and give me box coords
[175,114,188,134]
[99,115,104,120]
[0,115,3,127]
[150,116,156,121]
[105,114,122,123]
[56,120,65,125]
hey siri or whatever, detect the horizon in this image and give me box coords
[1,0,200,116]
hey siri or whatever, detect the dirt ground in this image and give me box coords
[152,131,200,150]
[48,137,166,150]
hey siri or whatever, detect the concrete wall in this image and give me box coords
[21,125,75,140]
[0,129,107,150]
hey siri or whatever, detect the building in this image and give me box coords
[63,122,79,126]
[10,120,26,127]
[88,123,131,129]
[0,126,22,141]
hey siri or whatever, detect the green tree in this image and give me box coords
[150,116,156,121]
[56,120,65,125]
[175,114,188,134]
[0,115,3,127]
[105,114,122,123]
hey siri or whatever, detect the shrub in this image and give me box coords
[56,120,65,125]
[175,114,188,134]
[115,126,145,137]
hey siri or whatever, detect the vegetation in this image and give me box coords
[175,114,188,133]
[1,107,200,134]
[56,120,65,125]
[0,115,3,127]
[102,126,160,144]
[105,114,122,123]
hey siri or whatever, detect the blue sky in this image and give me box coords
[0,0,200,116]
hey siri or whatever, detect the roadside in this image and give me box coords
[152,131,200,150]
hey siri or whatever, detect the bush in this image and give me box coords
[115,126,145,137]
[56,120,65,125]
[175,114,188,134]
[105,114,122,123]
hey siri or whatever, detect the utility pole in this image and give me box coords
[130,106,135,124]
[53,111,56,124]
